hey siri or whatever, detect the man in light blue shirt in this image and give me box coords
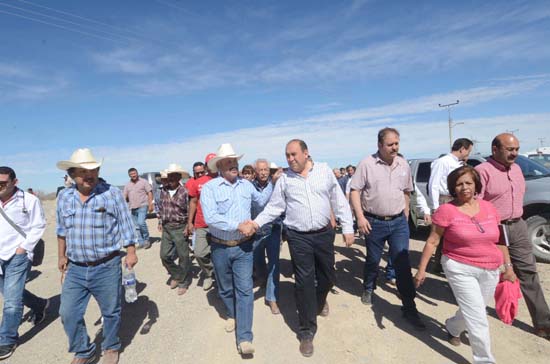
[200,144,273,357]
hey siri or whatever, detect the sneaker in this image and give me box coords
[203,277,213,291]
[237,341,255,355]
[361,290,373,305]
[225,318,235,333]
[33,298,50,326]
[403,310,427,331]
[0,344,17,360]
[447,333,461,346]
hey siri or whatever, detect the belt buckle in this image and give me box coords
[227,240,238,247]
[383,216,392,221]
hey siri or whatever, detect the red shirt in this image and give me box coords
[432,200,503,270]
[475,157,525,220]
[186,175,213,228]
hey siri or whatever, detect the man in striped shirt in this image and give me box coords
[250,139,354,357]
[56,148,139,364]
[200,144,273,357]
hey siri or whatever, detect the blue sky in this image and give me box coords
[2,0,550,192]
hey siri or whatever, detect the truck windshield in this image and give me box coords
[516,155,550,179]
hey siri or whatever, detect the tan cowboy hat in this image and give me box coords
[165,163,190,179]
[56,148,103,171]
[160,170,168,179]
[207,143,244,173]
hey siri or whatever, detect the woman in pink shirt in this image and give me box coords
[415,166,516,364]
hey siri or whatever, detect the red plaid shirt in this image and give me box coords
[158,186,188,225]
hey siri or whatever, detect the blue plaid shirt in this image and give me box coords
[56,181,139,263]
[201,176,272,241]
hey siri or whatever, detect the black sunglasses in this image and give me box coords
[471,217,485,233]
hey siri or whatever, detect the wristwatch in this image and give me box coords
[499,262,513,273]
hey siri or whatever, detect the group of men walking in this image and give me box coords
[0,128,549,363]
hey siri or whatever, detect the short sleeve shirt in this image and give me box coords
[186,175,213,228]
[432,200,503,270]
[123,178,152,209]
[350,153,413,216]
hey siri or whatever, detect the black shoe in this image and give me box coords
[299,338,314,357]
[403,310,427,331]
[361,290,373,305]
[33,298,50,326]
[0,344,17,360]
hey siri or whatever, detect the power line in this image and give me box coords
[15,0,148,39]
[0,9,125,43]
[0,2,139,43]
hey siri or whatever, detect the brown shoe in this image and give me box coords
[267,300,280,315]
[177,287,188,296]
[535,327,550,339]
[319,302,329,317]
[101,350,119,364]
[299,338,314,357]
[447,333,461,346]
[169,279,179,289]
[70,356,94,364]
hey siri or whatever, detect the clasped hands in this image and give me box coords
[238,220,258,237]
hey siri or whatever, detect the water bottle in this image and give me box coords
[122,266,138,303]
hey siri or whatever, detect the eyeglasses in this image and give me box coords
[471,217,485,233]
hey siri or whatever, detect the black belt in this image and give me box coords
[501,218,521,225]
[364,211,404,221]
[69,251,119,267]
[288,225,331,235]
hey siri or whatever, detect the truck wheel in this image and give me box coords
[526,214,550,263]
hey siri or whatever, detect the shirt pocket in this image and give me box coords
[92,205,116,228]
[215,198,232,214]
[62,209,76,229]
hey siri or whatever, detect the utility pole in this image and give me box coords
[439,100,462,149]
[539,137,546,148]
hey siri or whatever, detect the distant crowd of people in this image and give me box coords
[0,128,549,364]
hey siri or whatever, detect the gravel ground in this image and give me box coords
[2,200,549,363]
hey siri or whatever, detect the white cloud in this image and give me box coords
[0,63,68,101]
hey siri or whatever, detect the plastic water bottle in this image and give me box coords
[122,266,138,303]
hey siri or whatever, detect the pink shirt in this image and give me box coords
[350,153,413,216]
[432,199,504,270]
[123,178,152,209]
[475,158,525,220]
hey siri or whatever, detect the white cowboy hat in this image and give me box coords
[269,162,279,169]
[207,143,243,173]
[56,148,103,171]
[165,163,190,179]
[160,170,168,179]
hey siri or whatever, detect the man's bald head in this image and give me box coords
[491,133,520,167]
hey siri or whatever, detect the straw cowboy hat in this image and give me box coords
[207,143,243,173]
[160,170,168,179]
[56,148,103,171]
[165,163,190,179]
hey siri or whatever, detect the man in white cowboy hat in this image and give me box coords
[56,148,140,364]
[200,144,275,356]
[157,163,192,295]
[123,168,154,249]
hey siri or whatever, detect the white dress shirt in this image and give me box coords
[254,162,354,234]
[0,189,46,263]
[415,185,431,215]
[428,153,462,209]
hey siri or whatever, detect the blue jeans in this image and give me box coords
[59,255,122,358]
[253,224,281,302]
[386,254,396,280]
[363,214,417,311]
[131,206,149,245]
[0,253,44,346]
[210,240,253,345]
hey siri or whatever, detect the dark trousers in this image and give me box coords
[287,227,336,340]
[507,219,550,329]
[160,223,191,288]
[363,214,417,311]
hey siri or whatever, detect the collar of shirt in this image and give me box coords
[374,152,401,168]
[252,178,271,191]
[1,188,22,208]
[487,157,509,171]
[217,176,245,187]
